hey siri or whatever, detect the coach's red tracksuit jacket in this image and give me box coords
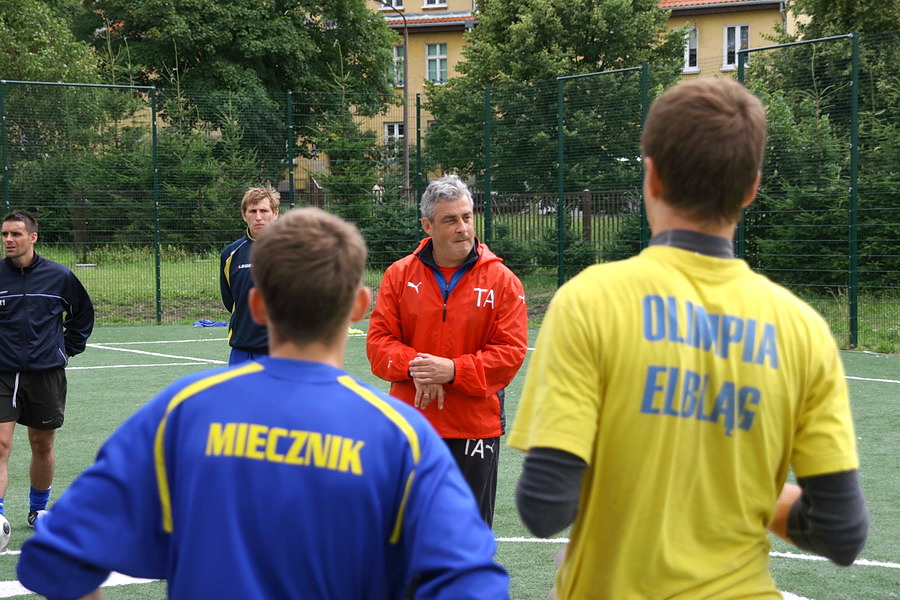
[367,238,528,439]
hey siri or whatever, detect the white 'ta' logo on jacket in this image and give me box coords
[406,281,423,293]
[474,288,495,307]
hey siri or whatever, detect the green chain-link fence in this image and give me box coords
[1,30,896,351]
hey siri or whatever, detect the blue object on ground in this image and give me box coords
[192,320,228,327]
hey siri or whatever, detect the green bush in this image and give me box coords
[487,223,535,277]
[360,200,423,271]
[535,215,596,280]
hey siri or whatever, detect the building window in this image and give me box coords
[426,43,448,84]
[392,45,405,87]
[683,28,699,73]
[724,25,749,69]
[385,122,405,144]
[423,0,447,6]
[379,0,404,9]
[384,123,405,166]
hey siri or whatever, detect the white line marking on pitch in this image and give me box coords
[87,343,226,364]
[93,338,228,345]
[845,375,900,384]
[0,571,157,598]
[70,362,217,370]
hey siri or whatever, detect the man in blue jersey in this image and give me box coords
[19,207,509,599]
[220,184,279,365]
[0,210,93,532]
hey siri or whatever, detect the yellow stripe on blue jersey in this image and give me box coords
[223,250,235,291]
[337,374,422,543]
[154,361,264,533]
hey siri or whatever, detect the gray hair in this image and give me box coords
[420,174,473,221]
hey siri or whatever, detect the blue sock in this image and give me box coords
[0,497,4,515]
[29,487,51,512]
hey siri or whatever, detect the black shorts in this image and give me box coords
[0,368,67,429]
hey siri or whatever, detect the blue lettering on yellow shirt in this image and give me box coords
[641,366,760,436]
[640,295,771,435]
[642,295,778,368]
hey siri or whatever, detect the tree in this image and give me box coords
[789,0,900,36]
[424,0,684,196]
[743,2,900,289]
[0,0,99,83]
[82,0,398,178]
[458,0,683,85]
[85,0,395,99]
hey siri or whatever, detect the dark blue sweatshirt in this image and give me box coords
[0,253,94,372]
[220,231,268,354]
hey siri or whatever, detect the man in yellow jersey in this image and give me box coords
[508,78,868,599]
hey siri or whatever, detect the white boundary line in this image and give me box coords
[93,338,228,345]
[87,343,226,364]
[70,362,216,370]
[0,571,157,598]
[846,375,900,384]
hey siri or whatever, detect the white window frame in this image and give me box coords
[723,24,749,70]
[426,43,448,84]
[384,122,405,144]
[422,0,447,7]
[683,27,699,73]
[392,45,405,87]
[378,0,404,9]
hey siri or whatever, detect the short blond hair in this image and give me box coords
[241,184,280,214]
[251,208,367,345]
[641,78,767,225]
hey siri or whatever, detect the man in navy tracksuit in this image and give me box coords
[220,185,279,365]
[0,210,94,532]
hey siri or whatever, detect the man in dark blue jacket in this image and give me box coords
[220,185,279,365]
[0,210,94,532]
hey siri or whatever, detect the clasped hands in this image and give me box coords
[409,353,455,410]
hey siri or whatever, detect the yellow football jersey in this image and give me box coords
[508,245,859,599]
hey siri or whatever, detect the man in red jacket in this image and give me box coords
[367,174,528,526]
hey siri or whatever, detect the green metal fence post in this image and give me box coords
[286,90,295,208]
[151,87,162,324]
[415,94,423,202]
[848,32,860,348]
[556,77,565,287]
[639,64,650,249]
[0,81,8,213]
[483,86,492,245]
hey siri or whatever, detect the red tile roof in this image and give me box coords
[383,12,475,28]
[659,0,780,6]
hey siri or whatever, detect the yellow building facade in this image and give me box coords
[661,0,791,78]
[364,0,793,144]
[365,0,475,145]
[294,1,792,192]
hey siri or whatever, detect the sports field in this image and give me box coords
[0,324,897,599]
